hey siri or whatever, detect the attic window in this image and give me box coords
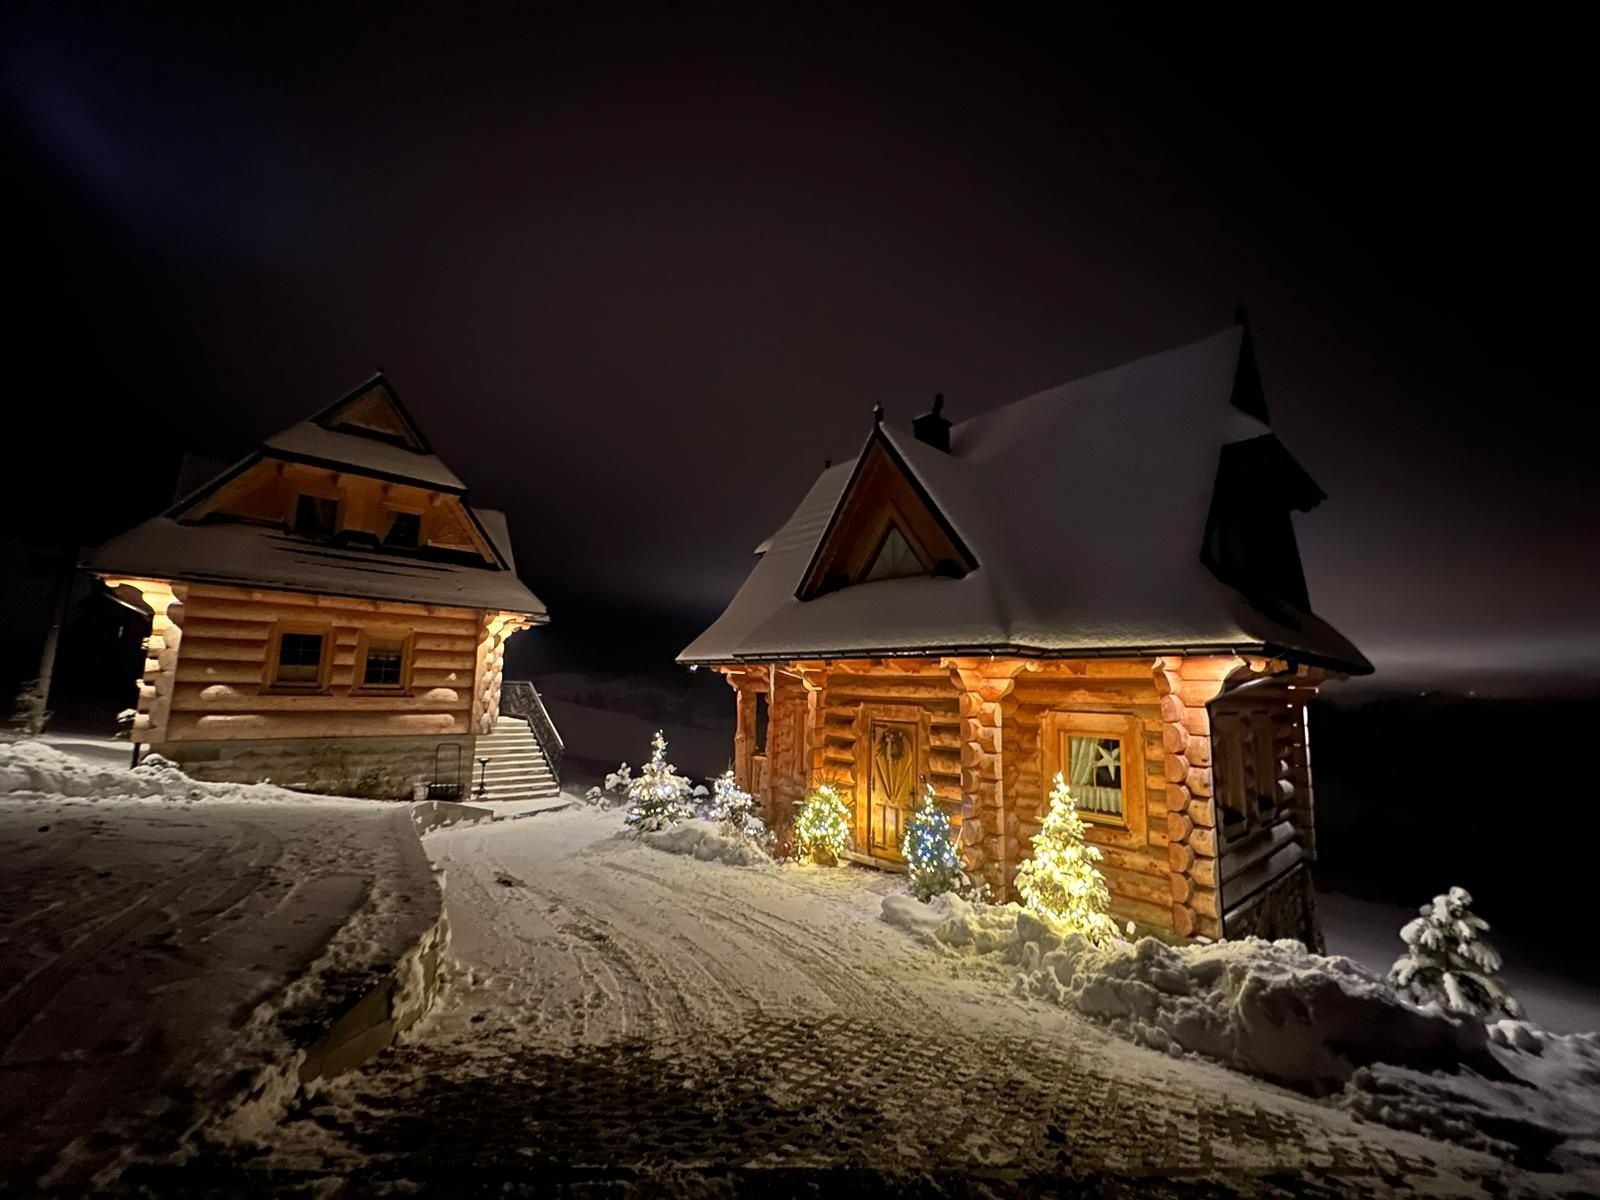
[383,510,422,549]
[293,495,339,537]
[863,526,923,582]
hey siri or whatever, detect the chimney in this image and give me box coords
[912,393,951,453]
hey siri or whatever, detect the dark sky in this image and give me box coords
[3,9,1593,695]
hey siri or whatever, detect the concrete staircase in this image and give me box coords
[472,715,561,803]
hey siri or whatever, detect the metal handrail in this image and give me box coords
[499,679,564,782]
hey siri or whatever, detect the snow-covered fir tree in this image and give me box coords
[793,783,851,864]
[901,784,969,901]
[1014,772,1118,945]
[708,769,768,842]
[1388,886,1522,1019]
[623,733,694,833]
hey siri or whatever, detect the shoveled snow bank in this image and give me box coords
[0,739,323,804]
[641,819,773,868]
[887,894,1491,1095]
[883,892,1600,1175]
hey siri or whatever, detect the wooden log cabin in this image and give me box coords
[84,374,557,800]
[680,321,1370,946]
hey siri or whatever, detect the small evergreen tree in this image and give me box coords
[623,732,694,833]
[793,783,851,864]
[1014,773,1118,945]
[1388,886,1522,1019]
[709,769,770,847]
[901,784,969,901]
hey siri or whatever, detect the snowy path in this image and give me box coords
[224,806,1534,1196]
[0,771,436,1191]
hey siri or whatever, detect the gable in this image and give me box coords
[796,432,977,600]
[313,376,431,451]
[175,458,500,566]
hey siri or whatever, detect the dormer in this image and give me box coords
[164,373,507,569]
[797,427,977,600]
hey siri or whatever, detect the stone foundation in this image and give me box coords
[149,735,477,800]
[1221,862,1323,952]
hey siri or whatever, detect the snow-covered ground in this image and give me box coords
[0,740,440,1191]
[216,803,1566,1196]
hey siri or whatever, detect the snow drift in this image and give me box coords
[0,740,334,804]
[641,819,773,868]
[883,892,1600,1176]
[888,894,1493,1095]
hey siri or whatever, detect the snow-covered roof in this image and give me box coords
[680,325,1369,672]
[86,517,547,617]
[87,373,545,618]
[264,419,466,492]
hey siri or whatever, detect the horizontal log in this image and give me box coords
[171,684,467,713]
[1175,656,1244,682]
[825,679,958,702]
[1097,842,1169,879]
[175,660,262,684]
[1110,894,1174,932]
[167,710,468,739]
[1103,864,1173,909]
[1013,681,1160,706]
[411,650,477,671]
[183,583,478,622]
[177,618,271,642]
[1028,659,1165,681]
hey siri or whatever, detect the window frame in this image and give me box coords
[1040,710,1147,843]
[290,491,342,538]
[381,502,427,550]
[353,629,413,694]
[265,623,332,692]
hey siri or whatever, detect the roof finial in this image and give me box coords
[932,392,944,415]
[872,402,884,425]
[1234,303,1250,328]
[823,457,832,469]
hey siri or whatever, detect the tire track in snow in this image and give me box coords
[595,858,915,1021]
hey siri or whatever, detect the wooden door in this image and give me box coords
[867,720,918,860]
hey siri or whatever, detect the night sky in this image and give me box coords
[3,9,1593,695]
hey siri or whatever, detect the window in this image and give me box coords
[383,510,422,549]
[293,494,339,537]
[1062,734,1123,819]
[272,630,325,687]
[1042,711,1145,835]
[863,525,923,582]
[359,635,409,689]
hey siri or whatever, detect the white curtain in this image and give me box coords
[1068,735,1123,817]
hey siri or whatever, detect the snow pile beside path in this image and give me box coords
[641,819,773,868]
[0,740,311,804]
[884,892,1600,1175]
[883,893,1493,1095]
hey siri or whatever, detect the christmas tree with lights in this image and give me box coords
[1014,772,1118,945]
[1388,886,1522,1019]
[623,731,694,833]
[793,783,851,864]
[901,784,969,901]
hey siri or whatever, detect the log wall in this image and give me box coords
[104,579,529,748]
[1005,659,1182,932]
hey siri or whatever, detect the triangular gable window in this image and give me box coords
[797,432,977,600]
[314,378,432,452]
[863,525,922,581]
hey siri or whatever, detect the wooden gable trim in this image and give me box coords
[796,428,977,600]
[308,373,434,454]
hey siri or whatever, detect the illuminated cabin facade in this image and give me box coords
[681,323,1370,946]
[86,375,557,800]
